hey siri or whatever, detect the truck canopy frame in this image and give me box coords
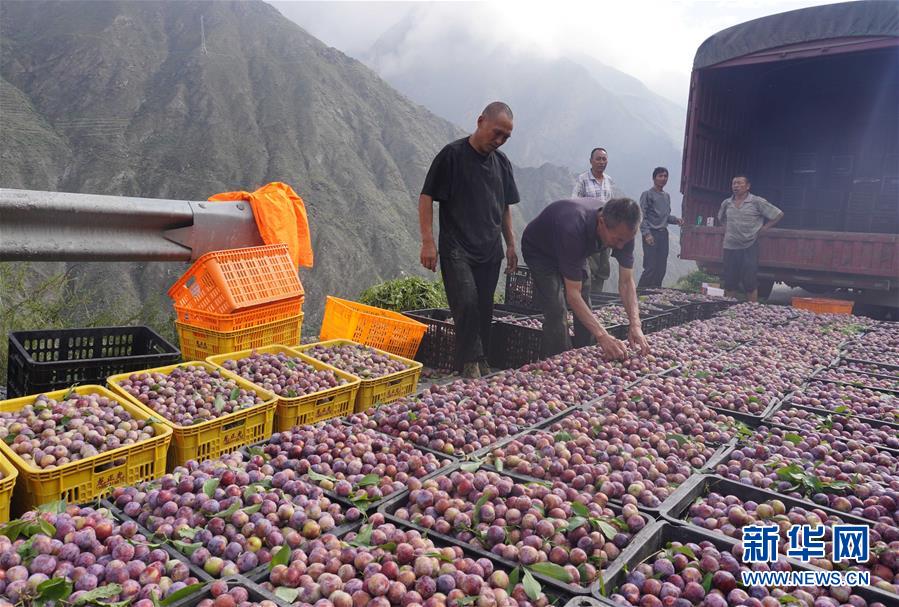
[693,0,899,69]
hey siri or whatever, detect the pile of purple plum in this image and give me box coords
[767,407,899,451]
[714,429,899,526]
[260,517,556,606]
[817,368,899,393]
[200,581,276,607]
[792,381,898,423]
[392,469,646,587]
[219,351,347,398]
[247,421,451,504]
[109,454,354,577]
[605,534,889,607]
[484,407,720,507]
[0,505,202,605]
[115,365,266,426]
[0,391,158,468]
[682,491,898,593]
[302,343,412,379]
[353,380,572,456]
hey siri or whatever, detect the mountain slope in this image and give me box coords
[0,0,572,341]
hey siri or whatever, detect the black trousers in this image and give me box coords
[588,248,610,294]
[440,247,502,371]
[722,242,759,293]
[524,254,593,358]
[638,228,669,288]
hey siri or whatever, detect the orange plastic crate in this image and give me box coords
[168,244,303,314]
[792,297,854,315]
[174,297,303,332]
[319,296,428,359]
[176,313,303,360]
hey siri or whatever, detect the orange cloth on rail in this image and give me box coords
[209,182,314,268]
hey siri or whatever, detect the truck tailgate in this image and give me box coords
[681,227,899,279]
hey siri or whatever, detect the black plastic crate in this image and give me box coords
[658,474,879,532]
[403,305,525,372]
[590,521,895,605]
[772,390,899,433]
[240,436,456,513]
[378,462,656,599]
[168,576,280,607]
[701,299,737,319]
[479,435,736,517]
[258,529,579,606]
[766,400,899,455]
[652,475,899,607]
[6,325,180,398]
[106,497,362,584]
[640,313,669,334]
[641,303,690,327]
[504,265,540,312]
[637,289,705,322]
[489,313,632,370]
[589,292,621,305]
[488,316,544,369]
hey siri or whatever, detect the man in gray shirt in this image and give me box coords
[638,167,683,288]
[717,175,784,302]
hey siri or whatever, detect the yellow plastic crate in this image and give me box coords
[207,345,360,431]
[0,453,18,523]
[297,339,422,413]
[319,297,427,358]
[176,313,303,360]
[107,362,277,470]
[0,386,171,515]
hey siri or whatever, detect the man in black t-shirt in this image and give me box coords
[419,101,520,378]
[521,197,650,360]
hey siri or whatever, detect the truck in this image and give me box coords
[679,0,899,309]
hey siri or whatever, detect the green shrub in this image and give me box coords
[359,274,504,312]
[359,275,448,311]
[674,269,718,293]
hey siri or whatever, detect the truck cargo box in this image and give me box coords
[680,1,899,301]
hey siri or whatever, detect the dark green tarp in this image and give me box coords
[694,0,899,69]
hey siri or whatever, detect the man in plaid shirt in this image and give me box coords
[572,148,616,325]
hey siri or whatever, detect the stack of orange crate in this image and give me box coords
[168,244,305,360]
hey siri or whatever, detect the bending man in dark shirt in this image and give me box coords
[418,101,520,378]
[521,197,650,360]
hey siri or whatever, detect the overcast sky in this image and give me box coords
[272,0,847,106]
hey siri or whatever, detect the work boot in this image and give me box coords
[462,362,481,379]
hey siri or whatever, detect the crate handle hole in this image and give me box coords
[223,419,246,431]
[94,458,127,473]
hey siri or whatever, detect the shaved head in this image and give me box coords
[482,101,513,120]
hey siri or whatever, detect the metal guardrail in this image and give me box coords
[0,188,264,261]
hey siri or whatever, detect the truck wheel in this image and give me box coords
[757,280,775,300]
